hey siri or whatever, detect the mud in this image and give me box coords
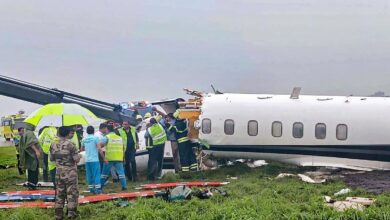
[343,170,390,194]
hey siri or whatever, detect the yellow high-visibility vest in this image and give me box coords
[118,127,137,149]
[38,127,57,154]
[147,124,167,146]
[48,137,59,171]
[71,133,80,151]
[105,132,124,161]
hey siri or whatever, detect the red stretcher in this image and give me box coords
[0,191,157,209]
[2,190,55,196]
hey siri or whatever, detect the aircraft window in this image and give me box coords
[202,119,211,134]
[315,123,326,139]
[272,121,282,137]
[336,124,348,140]
[248,120,258,136]
[224,119,235,135]
[293,122,304,138]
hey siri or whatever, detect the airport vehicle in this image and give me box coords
[1,75,389,170]
[0,111,26,141]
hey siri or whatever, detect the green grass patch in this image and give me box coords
[0,146,17,166]
[0,147,389,219]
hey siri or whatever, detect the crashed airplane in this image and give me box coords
[0,75,389,171]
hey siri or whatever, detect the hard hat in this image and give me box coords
[173,110,180,119]
[144,112,152,119]
[136,115,143,120]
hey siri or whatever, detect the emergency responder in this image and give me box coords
[165,113,181,173]
[100,124,127,191]
[101,122,120,183]
[13,127,24,175]
[71,125,83,151]
[95,123,108,170]
[81,126,106,194]
[168,111,197,172]
[135,115,143,132]
[19,123,41,190]
[48,150,57,188]
[38,126,57,182]
[50,126,80,220]
[145,118,167,180]
[117,120,139,182]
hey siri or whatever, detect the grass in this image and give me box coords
[0,146,17,166]
[0,147,389,220]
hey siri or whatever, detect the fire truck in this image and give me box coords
[0,111,26,141]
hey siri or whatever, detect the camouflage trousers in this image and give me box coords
[55,167,79,220]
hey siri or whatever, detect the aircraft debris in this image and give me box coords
[158,185,228,202]
[226,176,238,180]
[323,196,334,203]
[334,188,351,196]
[346,197,375,206]
[115,200,134,208]
[167,186,192,201]
[297,174,326,184]
[275,173,296,179]
[275,173,326,184]
[328,201,365,212]
[246,160,268,168]
[138,181,230,190]
[324,196,375,212]
[192,187,228,200]
[0,165,14,169]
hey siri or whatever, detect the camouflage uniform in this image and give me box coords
[50,138,80,220]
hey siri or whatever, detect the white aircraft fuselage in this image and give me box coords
[198,93,390,170]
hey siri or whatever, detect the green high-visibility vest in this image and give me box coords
[118,127,137,149]
[147,124,167,146]
[48,151,56,171]
[71,133,80,151]
[48,137,59,171]
[105,132,124,161]
[38,127,57,154]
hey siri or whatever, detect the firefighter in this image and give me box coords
[165,113,181,173]
[168,111,197,172]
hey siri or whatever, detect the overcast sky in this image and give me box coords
[1,0,389,116]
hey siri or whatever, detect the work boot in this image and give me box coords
[68,208,78,220]
[26,182,37,190]
[55,208,63,220]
